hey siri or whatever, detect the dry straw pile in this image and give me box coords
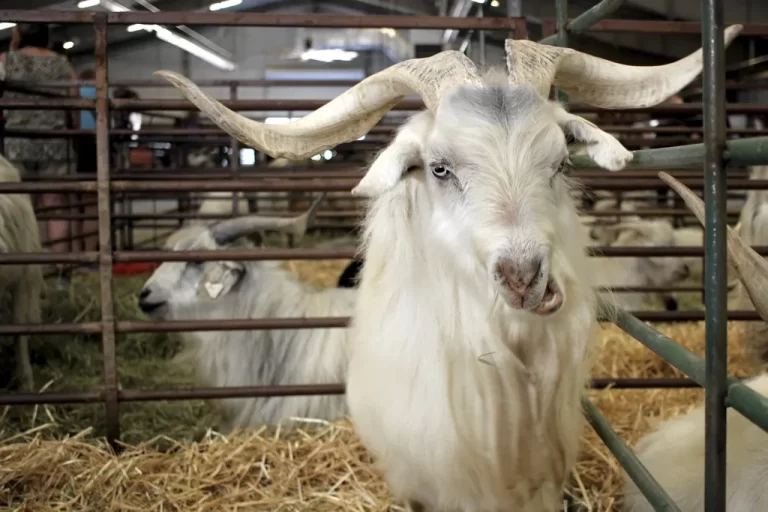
[0,250,758,511]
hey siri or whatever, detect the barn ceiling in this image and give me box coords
[0,0,763,71]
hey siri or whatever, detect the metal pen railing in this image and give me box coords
[0,9,767,511]
[541,1,768,511]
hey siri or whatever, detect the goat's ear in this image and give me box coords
[553,107,633,171]
[199,261,244,300]
[352,112,432,198]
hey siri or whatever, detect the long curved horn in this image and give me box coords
[659,171,768,321]
[154,51,480,160]
[211,193,327,245]
[505,25,742,107]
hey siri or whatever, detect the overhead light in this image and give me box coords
[77,0,101,7]
[311,154,322,161]
[63,41,75,50]
[154,26,236,71]
[0,23,16,31]
[300,48,358,63]
[100,0,130,12]
[209,0,242,11]
[490,0,499,6]
[322,150,333,160]
[111,1,236,71]
[470,0,487,3]
[126,24,236,71]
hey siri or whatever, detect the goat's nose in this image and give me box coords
[496,257,543,306]
[138,288,164,314]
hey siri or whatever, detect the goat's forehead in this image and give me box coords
[437,83,547,126]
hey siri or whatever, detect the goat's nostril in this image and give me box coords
[139,288,150,300]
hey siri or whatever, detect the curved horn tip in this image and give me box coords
[725,24,744,44]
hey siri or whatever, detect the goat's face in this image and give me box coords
[138,227,246,319]
[612,220,690,286]
[416,83,572,315]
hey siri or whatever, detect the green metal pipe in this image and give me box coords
[610,306,708,385]
[582,398,682,512]
[611,305,768,433]
[553,0,569,104]
[701,0,728,509]
[726,380,768,434]
[539,0,626,46]
[570,136,768,169]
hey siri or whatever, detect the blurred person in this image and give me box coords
[74,68,99,253]
[0,23,79,266]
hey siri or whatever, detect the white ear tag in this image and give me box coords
[205,281,224,299]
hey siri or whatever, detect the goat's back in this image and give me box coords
[622,374,768,512]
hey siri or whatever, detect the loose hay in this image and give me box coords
[1,249,759,510]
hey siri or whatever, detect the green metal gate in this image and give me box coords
[547,0,768,510]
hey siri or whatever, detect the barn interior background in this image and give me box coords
[0,0,767,509]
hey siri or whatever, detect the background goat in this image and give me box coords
[156,26,741,511]
[0,155,44,391]
[592,220,690,311]
[138,194,356,432]
[622,373,768,512]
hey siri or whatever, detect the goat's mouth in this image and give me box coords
[494,272,564,316]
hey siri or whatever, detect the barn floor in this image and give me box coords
[0,241,757,511]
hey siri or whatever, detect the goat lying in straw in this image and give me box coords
[138,195,356,432]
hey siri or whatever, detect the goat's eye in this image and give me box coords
[431,166,450,179]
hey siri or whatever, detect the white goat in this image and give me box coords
[622,373,768,512]
[592,220,690,311]
[0,155,44,391]
[138,195,356,432]
[584,197,641,245]
[157,26,741,511]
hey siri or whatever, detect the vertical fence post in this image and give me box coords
[94,13,121,447]
[554,0,569,103]
[229,81,240,216]
[702,0,728,509]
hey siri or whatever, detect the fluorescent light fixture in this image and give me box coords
[77,0,101,7]
[0,23,16,31]
[300,48,358,63]
[210,0,242,11]
[101,0,129,11]
[63,41,75,50]
[490,0,499,5]
[311,154,322,161]
[470,0,487,3]
[127,23,236,71]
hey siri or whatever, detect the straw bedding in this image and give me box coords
[0,253,758,511]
